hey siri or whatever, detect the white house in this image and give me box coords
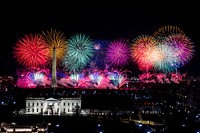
[24,97,81,116]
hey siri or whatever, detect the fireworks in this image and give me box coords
[153,25,185,38]
[106,39,131,68]
[63,33,94,72]
[164,33,195,67]
[152,25,194,72]
[153,43,178,73]
[131,35,157,72]
[42,29,67,63]
[93,39,109,69]
[131,32,195,73]
[13,34,49,67]
[29,72,45,81]
[13,25,196,88]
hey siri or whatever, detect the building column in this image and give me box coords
[59,107,61,116]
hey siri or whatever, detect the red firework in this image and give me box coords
[131,35,157,72]
[13,34,50,67]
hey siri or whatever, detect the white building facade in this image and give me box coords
[25,97,81,116]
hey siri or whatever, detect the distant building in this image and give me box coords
[138,106,161,115]
[21,97,81,116]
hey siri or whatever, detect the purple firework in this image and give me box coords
[164,33,195,67]
[106,39,131,67]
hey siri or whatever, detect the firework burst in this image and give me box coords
[153,42,178,73]
[131,35,157,72]
[64,33,94,72]
[153,25,185,39]
[164,33,195,67]
[13,34,49,67]
[42,29,67,63]
[106,39,131,68]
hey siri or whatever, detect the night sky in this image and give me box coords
[0,2,199,76]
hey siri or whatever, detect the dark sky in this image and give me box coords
[0,2,199,76]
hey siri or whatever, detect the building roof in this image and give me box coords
[43,97,60,102]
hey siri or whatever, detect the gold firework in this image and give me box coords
[42,29,67,62]
[153,25,185,38]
